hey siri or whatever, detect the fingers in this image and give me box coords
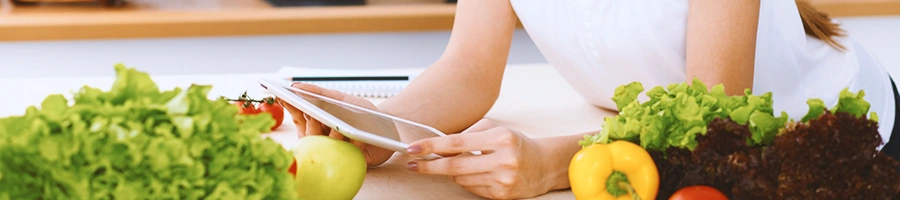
[409,154,498,176]
[305,114,335,138]
[440,119,498,157]
[291,82,349,102]
[280,97,330,138]
[279,98,308,137]
[350,139,366,150]
[291,82,378,110]
[436,152,463,157]
[363,143,396,167]
[327,129,345,141]
[298,121,308,137]
[286,82,378,137]
[408,126,509,156]
[304,114,322,136]
[408,133,484,156]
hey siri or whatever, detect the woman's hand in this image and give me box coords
[404,119,564,199]
[278,82,394,167]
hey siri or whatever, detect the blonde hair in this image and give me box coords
[796,0,846,51]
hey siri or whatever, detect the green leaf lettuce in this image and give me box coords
[580,78,788,151]
[0,64,294,199]
[580,78,879,152]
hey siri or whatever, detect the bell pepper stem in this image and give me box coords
[607,171,641,200]
[617,182,641,200]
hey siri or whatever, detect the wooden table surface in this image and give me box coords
[0,0,898,41]
[0,63,616,199]
[0,0,457,41]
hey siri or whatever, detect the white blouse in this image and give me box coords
[509,0,895,144]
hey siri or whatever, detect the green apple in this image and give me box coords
[290,135,367,200]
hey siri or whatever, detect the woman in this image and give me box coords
[282,0,898,199]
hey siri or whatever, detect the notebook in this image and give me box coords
[275,67,425,98]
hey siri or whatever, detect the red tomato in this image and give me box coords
[233,101,261,115]
[288,158,298,177]
[258,97,285,131]
[669,185,728,200]
[229,95,283,132]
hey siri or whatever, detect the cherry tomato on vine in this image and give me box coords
[258,97,285,131]
[225,92,285,132]
[233,100,261,115]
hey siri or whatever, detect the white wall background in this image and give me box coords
[0,16,898,78]
[839,16,900,77]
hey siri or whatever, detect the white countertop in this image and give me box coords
[0,63,616,199]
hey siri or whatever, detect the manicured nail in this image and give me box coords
[406,145,422,154]
[406,162,418,171]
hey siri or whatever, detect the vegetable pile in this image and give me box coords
[576,79,900,200]
[0,65,296,199]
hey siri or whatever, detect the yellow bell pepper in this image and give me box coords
[569,140,659,200]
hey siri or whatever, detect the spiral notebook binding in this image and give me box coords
[296,80,407,98]
[276,66,423,99]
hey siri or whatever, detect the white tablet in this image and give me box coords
[259,78,445,160]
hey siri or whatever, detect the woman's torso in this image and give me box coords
[509,0,895,141]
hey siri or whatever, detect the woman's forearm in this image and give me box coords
[536,131,598,190]
[374,0,518,135]
[376,58,505,134]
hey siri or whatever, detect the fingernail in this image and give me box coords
[406,145,422,154]
[406,162,418,171]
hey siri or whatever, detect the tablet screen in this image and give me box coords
[280,84,446,144]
